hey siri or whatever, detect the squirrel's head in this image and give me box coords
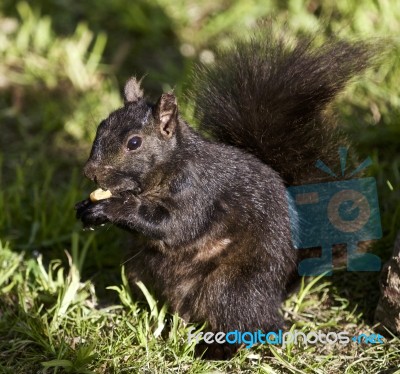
[83,77,179,195]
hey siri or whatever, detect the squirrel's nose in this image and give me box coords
[83,161,98,182]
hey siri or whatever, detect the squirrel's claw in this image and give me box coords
[75,198,92,219]
[75,198,111,227]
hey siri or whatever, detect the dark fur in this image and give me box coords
[75,32,373,359]
[192,34,375,185]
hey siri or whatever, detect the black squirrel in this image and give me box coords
[75,32,374,358]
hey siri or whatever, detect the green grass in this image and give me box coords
[1,1,400,373]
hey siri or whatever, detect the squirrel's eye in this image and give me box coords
[127,136,142,151]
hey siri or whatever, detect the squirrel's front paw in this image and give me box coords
[75,198,92,218]
[75,198,113,228]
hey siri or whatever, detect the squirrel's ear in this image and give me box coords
[153,93,178,138]
[124,77,144,104]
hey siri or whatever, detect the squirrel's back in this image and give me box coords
[192,31,375,185]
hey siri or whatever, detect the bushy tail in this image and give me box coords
[192,31,376,185]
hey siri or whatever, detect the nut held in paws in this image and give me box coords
[90,188,112,202]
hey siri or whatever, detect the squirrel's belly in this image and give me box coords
[126,236,234,314]
[126,230,292,331]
